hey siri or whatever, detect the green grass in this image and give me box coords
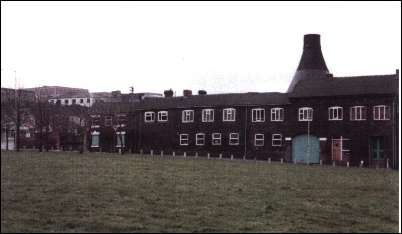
[1,151,399,233]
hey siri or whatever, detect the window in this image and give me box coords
[212,133,221,145]
[254,134,264,146]
[271,108,284,121]
[117,114,127,126]
[72,99,76,105]
[371,136,384,160]
[182,110,194,123]
[105,116,113,126]
[144,112,155,122]
[252,108,265,122]
[180,134,189,146]
[196,133,205,146]
[87,98,90,103]
[64,99,69,105]
[91,115,101,127]
[91,131,100,147]
[350,106,366,121]
[223,108,236,121]
[298,107,313,121]
[202,109,214,122]
[158,111,168,122]
[373,105,390,120]
[116,131,126,147]
[229,133,240,145]
[328,106,343,120]
[272,134,282,146]
[80,98,84,103]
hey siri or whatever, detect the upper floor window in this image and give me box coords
[91,115,101,126]
[180,134,189,146]
[80,98,84,104]
[298,107,313,121]
[196,133,205,146]
[229,133,240,145]
[223,108,236,122]
[254,134,264,146]
[117,114,127,125]
[182,110,194,123]
[105,116,113,126]
[350,106,366,121]
[64,99,69,105]
[373,105,390,120]
[252,108,265,122]
[158,111,168,122]
[202,109,214,122]
[328,106,343,121]
[272,134,282,146]
[87,98,90,103]
[144,111,155,122]
[212,133,221,145]
[271,108,284,121]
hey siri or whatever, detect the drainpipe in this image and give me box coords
[244,105,248,158]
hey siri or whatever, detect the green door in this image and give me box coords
[292,134,320,163]
[370,136,384,160]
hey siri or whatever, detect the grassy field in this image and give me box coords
[1,151,399,233]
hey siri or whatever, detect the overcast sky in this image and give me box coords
[1,1,401,94]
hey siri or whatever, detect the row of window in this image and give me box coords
[144,105,391,123]
[49,98,91,105]
[179,133,283,147]
[91,131,126,147]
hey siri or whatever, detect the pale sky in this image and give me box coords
[1,1,401,94]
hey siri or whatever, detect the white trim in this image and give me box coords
[229,133,240,145]
[202,109,214,122]
[319,137,327,141]
[350,106,366,121]
[252,108,265,122]
[157,111,168,122]
[196,133,205,146]
[328,106,343,121]
[182,110,194,123]
[298,107,313,121]
[270,108,284,122]
[272,134,282,146]
[105,115,113,126]
[144,111,155,122]
[285,137,292,141]
[223,108,236,122]
[212,133,222,146]
[254,133,264,146]
[179,134,189,146]
[373,105,390,120]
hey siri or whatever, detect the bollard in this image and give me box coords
[360,160,364,168]
[184,152,186,158]
[320,160,323,166]
[281,158,284,164]
[207,153,210,159]
[268,157,271,164]
[161,150,164,157]
[172,151,175,157]
[119,148,122,154]
[195,152,198,158]
[140,149,143,156]
[230,154,234,160]
[332,161,335,167]
[386,159,389,169]
[219,153,222,159]
[243,156,246,161]
[347,161,350,168]
[150,150,153,156]
[293,159,296,164]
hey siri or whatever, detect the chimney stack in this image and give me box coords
[198,90,207,95]
[164,89,174,98]
[183,89,192,97]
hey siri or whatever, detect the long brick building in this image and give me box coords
[88,34,399,168]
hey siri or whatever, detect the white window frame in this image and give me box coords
[254,134,264,146]
[196,133,205,146]
[158,111,168,122]
[144,111,155,122]
[182,110,194,123]
[350,106,366,121]
[229,133,240,145]
[270,108,284,121]
[272,134,282,147]
[252,108,265,122]
[116,131,126,147]
[180,134,189,146]
[202,109,214,122]
[105,115,113,126]
[328,106,343,121]
[212,133,222,146]
[91,131,100,148]
[223,108,236,122]
[373,105,390,120]
[298,107,313,121]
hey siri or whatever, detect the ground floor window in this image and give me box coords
[91,131,100,147]
[254,134,264,146]
[371,136,385,160]
[116,131,126,147]
[229,133,239,145]
[212,133,221,145]
[331,136,350,161]
[196,133,205,146]
[180,134,189,146]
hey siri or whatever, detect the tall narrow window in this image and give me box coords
[254,134,264,146]
[373,105,390,120]
[182,110,194,123]
[252,108,265,122]
[350,106,367,121]
[298,107,313,121]
[116,131,126,147]
[180,134,189,146]
[229,133,240,145]
[271,108,284,121]
[202,109,214,122]
[328,106,343,120]
[196,133,205,146]
[91,131,100,147]
[223,108,236,122]
[212,133,221,145]
[144,112,155,122]
[105,116,113,126]
[272,134,282,146]
[158,111,168,122]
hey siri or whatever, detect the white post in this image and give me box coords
[230,154,234,160]
[243,155,246,161]
[219,153,222,159]
[119,148,122,154]
[268,157,271,164]
[195,152,198,158]
[161,150,164,157]
[281,158,284,164]
[150,149,153,156]
[360,160,364,168]
[207,153,210,159]
[140,149,143,156]
[320,159,322,166]
[332,161,335,167]
[172,151,175,157]
[386,158,390,169]
[347,161,350,168]
[184,152,186,158]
